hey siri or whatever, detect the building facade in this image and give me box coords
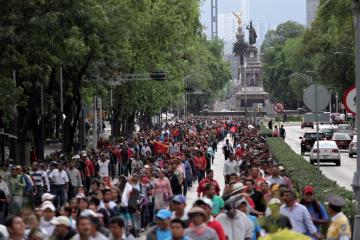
[306,0,319,27]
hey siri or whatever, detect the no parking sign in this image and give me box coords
[343,85,356,115]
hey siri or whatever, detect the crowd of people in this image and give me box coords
[0,117,352,240]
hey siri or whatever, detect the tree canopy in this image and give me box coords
[0,0,231,161]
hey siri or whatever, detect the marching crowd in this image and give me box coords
[0,117,352,240]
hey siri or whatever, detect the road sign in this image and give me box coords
[273,103,284,113]
[343,85,356,115]
[303,84,330,112]
[304,112,331,123]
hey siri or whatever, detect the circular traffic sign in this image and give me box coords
[303,84,330,112]
[342,85,356,115]
[273,103,284,113]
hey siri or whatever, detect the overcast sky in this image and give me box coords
[200,0,306,36]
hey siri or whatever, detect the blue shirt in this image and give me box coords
[156,228,171,240]
[248,215,261,240]
[303,202,329,233]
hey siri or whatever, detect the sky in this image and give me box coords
[200,0,306,37]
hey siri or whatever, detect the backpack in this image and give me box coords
[127,187,145,212]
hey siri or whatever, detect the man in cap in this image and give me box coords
[261,198,292,233]
[185,207,219,240]
[326,193,351,240]
[51,216,76,240]
[146,209,172,240]
[171,195,188,224]
[299,186,329,234]
[194,198,226,240]
[41,192,55,204]
[39,202,56,237]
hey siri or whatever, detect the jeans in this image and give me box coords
[197,170,205,183]
[53,185,67,209]
[140,205,149,228]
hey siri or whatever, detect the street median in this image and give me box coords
[266,137,356,217]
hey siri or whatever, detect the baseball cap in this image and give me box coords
[188,207,207,217]
[80,209,98,217]
[194,198,213,209]
[50,216,70,227]
[303,186,314,194]
[41,193,55,202]
[268,198,282,205]
[172,195,186,204]
[156,209,171,220]
[41,202,56,211]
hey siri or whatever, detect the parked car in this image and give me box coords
[336,124,354,138]
[331,132,352,149]
[349,135,357,158]
[299,132,326,155]
[301,121,314,129]
[309,140,341,166]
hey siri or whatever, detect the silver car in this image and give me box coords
[336,124,354,138]
[310,140,341,166]
[349,135,357,158]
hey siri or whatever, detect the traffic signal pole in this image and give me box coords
[352,1,360,239]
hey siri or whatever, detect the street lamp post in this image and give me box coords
[289,73,321,188]
[352,1,360,239]
[182,74,206,116]
[35,82,44,161]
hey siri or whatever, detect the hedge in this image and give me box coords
[266,137,356,217]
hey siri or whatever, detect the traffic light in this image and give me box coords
[150,71,167,81]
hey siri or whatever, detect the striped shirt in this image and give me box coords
[30,170,47,187]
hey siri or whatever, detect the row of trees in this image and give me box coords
[0,0,231,162]
[261,0,354,109]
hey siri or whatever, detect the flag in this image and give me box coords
[153,141,169,154]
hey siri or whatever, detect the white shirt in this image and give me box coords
[223,160,239,176]
[216,210,253,240]
[280,203,317,235]
[49,169,69,185]
[98,159,110,178]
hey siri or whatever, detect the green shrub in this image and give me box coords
[275,115,303,122]
[260,123,272,136]
[266,137,356,217]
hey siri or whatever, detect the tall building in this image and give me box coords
[306,0,319,27]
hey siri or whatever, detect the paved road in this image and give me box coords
[285,125,354,190]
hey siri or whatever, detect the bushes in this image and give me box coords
[260,123,272,136]
[266,137,356,217]
[274,115,303,122]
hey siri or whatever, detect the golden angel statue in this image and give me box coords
[232,11,243,27]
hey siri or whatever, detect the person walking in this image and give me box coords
[153,170,173,213]
[223,154,239,184]
[185,207,219,240]
[326,194,351,240]
[167,219,191,240]
[8,166,26,214]
[299,186,329,235]
[66,158,82,200]
[197,169,220,198]
[146,209,172,240]
[31,161,50,205]
[279,189,322,239]
[268,119,273,131]
[49,162,69,209]
[222,139,233,161]
[279,125,286,140]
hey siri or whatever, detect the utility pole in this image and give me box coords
[351,1,360,239]
[60,67,64,151]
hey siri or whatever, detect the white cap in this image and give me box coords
[72,154,80,159]
[195,197,213,209]
[80,209,97,217]
[41,202,56,211]
[41,193,55,202]
[50,216,70,227]
[268,198,282,205]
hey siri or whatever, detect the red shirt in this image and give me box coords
[193,156,207,171]
[197,178,220,196]
[84,159,95,177]
[208,218,226,240]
